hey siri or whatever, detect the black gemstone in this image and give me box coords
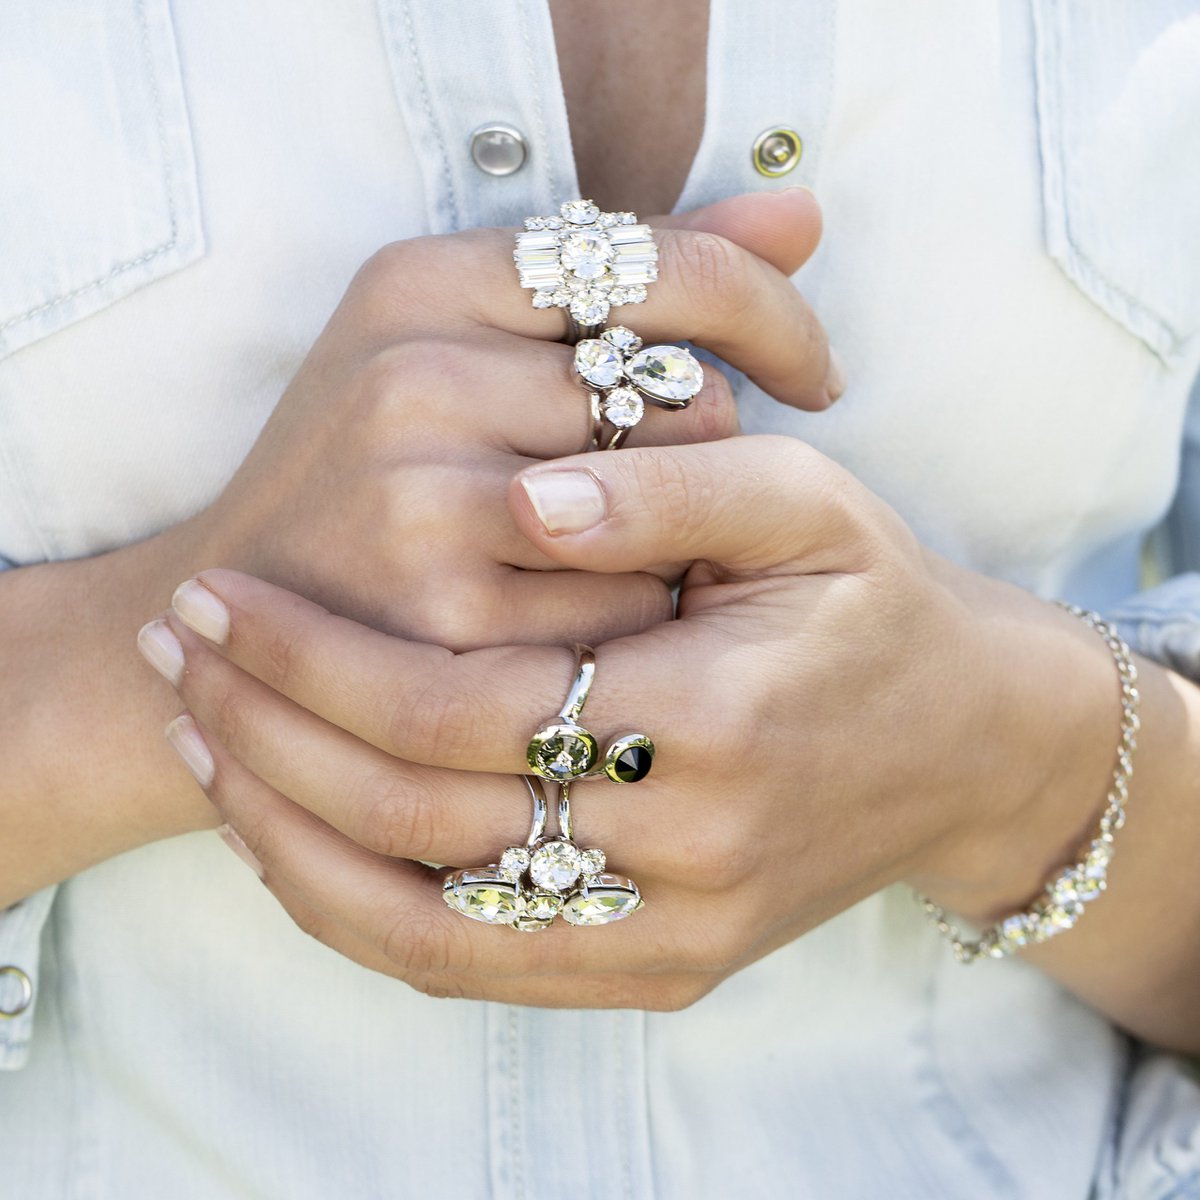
[610,744,652,783]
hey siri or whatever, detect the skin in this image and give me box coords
[5,5,1199,1057]
[0,191,833,904]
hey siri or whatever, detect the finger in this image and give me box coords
[417,330,739,462]
[170,569,693,773]
[374,191,836,410]
[175,709,683,983]
[656,188,822,277]
[510,435,898,576]
[168,624,535,864]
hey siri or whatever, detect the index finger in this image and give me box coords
[379,190,835,411]
[171,569,688,775]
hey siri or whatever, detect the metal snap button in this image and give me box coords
[752,127,803,177]
[470,123,528,177]
[0,965,33,1018]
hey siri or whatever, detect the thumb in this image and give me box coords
[658,188,824,279]
[509,435,882,577]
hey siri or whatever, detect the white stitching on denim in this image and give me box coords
[0,0,180,337]
[517,1,559,205]
[398,0,459,231]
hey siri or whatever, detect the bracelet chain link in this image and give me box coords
[918,604,1140,964]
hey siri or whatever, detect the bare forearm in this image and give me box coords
[0,520,219,906]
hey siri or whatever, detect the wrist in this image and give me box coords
[906,570,1121,924]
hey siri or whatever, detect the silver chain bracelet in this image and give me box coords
[919,604,1140,964]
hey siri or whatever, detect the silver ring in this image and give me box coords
[513,200,658,343]
[572,326,705,451]
[525,647,655,783]
[441,777,644,930]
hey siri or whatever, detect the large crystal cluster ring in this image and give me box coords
[513,199,658,342]
[442,777,644,931]
[573,326,705,451]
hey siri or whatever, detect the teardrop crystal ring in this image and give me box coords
[441,776,644,930]
[573,325,705,451]
[525,646,655,784]
[513,199,658,342]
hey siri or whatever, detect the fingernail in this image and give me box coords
[137,619,184,686]
[172,579,229,644]
[520,470,607,535]
[165,714,214,788]
[824,348,847,403]
[217,823,264,879]
[781,184,816,197]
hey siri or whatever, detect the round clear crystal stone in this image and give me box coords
[560,231,614,280]
[562,199,599,225]
[531,290,556,309]
[602,326,642,352]
[603,387,643,429]
[574,339,624,388]
[529,840,582,893]
[570,293,610,325]
[579,849,606,877]
[499,846,531,882]
[530,726,595,779]
[626,345,704,404]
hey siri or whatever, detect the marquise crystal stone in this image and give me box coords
[561,874,642,926]
[602,387,644,429]
[575,339,624,388]
[529,839,582,893]
[444,878,521,925]
[626,345,704,406]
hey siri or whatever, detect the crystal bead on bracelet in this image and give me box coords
[918,604,1140,964]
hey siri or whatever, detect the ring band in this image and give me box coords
[573,326,705,451]
[514,200,658,343]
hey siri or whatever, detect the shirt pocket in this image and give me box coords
[1031,0,1200,364]
[0,1,204,361]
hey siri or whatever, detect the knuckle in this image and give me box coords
[673,811,757,892]
[384,665,488,764]
[642,978,714,1013]
[352,768,438,860]
[381,904,463,976]
[402,573,504,654]
[624,450,709,538]
[686,367,738,443]
[676,231,751,317]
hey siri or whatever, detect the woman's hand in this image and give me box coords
[183,191,837,650]
[157,434,1135,1014]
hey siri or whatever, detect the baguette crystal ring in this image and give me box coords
[513,199,658,342]
[573,326,705,451]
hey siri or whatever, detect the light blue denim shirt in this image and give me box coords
[2,2,1200,1196]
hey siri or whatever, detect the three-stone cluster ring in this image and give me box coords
[572,326,705,451]
[442,647,651,931]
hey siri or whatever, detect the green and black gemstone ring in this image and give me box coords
[525,647,655,785]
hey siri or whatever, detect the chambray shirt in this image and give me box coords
[2,2,1200,1196]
